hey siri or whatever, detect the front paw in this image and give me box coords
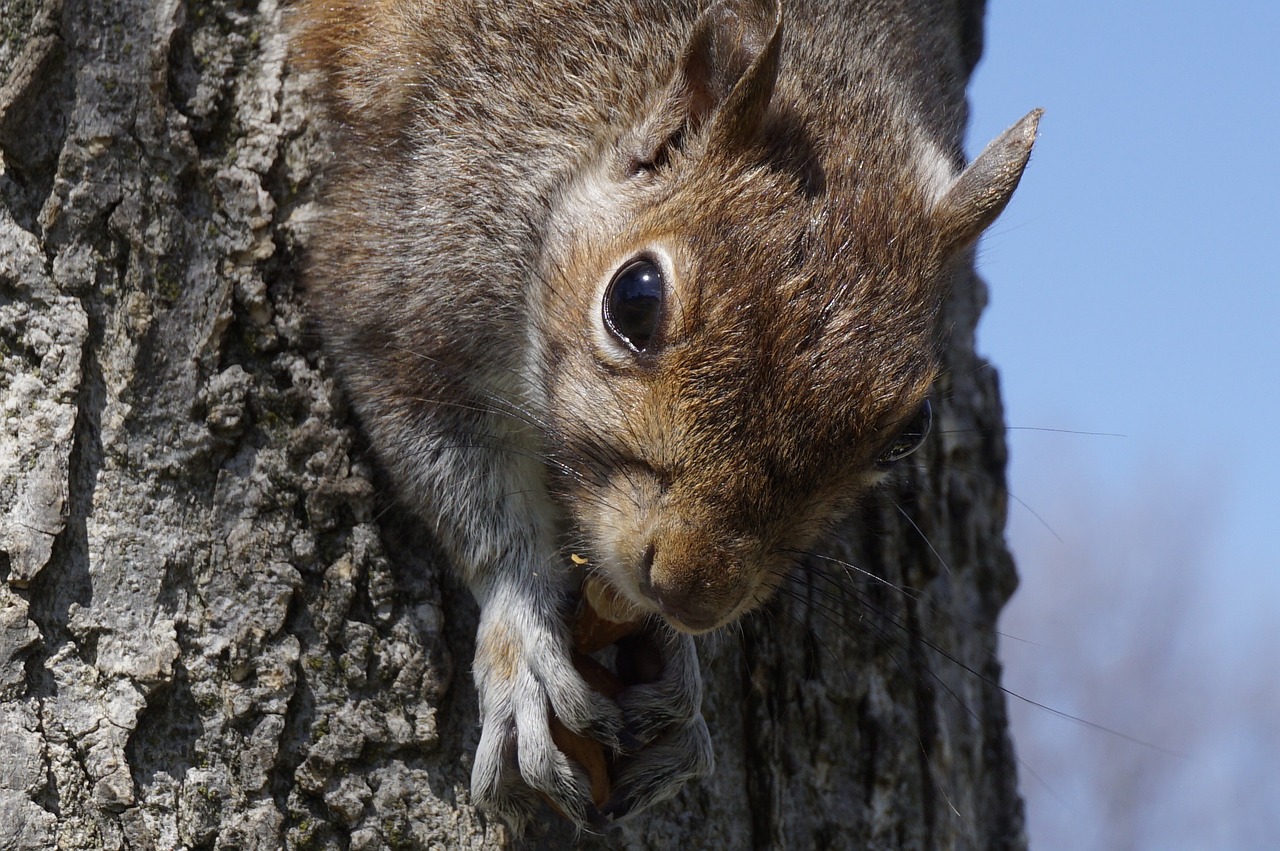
[469,604,623,829]
[617,628,703,743]
[605,715,715,821]
[606,628,714,818]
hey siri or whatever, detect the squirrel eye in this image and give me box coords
[603,258,664,353]
[877,399,932,466]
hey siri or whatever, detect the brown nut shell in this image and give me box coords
[573,576,644,653]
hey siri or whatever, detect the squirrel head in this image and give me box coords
[535,0,1040,632]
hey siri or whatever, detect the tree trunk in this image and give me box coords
[0,0,1024,848]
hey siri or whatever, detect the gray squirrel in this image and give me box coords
[290,0,1038,831]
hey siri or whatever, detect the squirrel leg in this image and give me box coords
[469,569,623,829]
[617,628,706,744]
[596,627,714,820]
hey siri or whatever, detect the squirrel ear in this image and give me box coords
[629,0,783,169]
[933,109,1043,254]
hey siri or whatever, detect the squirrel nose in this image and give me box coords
[638,540,736,633]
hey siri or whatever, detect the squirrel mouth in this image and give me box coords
[650,599,721,634]
[566,537,752,635]
[636,570,746,634]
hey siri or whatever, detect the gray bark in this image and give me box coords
[0,0,1024,848]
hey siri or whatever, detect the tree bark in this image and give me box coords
[0,0,1024,848]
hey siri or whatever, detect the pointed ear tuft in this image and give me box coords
[933,109,1043,254]
[630,0,783,170]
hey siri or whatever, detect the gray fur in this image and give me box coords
[291,0,1037,830]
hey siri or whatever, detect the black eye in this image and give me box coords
[603,258,664,353]
[877,399,932,466]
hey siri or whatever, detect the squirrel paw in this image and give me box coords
[605,715,716,821]
[597,628,712,818]
[469,604,623,829]
[618,628,704,744]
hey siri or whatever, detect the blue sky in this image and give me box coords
[965,3,1279,847]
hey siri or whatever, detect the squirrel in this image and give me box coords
[288,0,1039,831]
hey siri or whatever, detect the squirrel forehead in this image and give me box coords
[635,158,949,358]
[640,115,952,286]
[549,144,949,412]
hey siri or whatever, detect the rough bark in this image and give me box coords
[0,0,1024,848]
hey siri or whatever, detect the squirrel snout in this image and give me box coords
[636,538,748,634]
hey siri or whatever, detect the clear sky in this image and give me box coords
[965,2,1279,848]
